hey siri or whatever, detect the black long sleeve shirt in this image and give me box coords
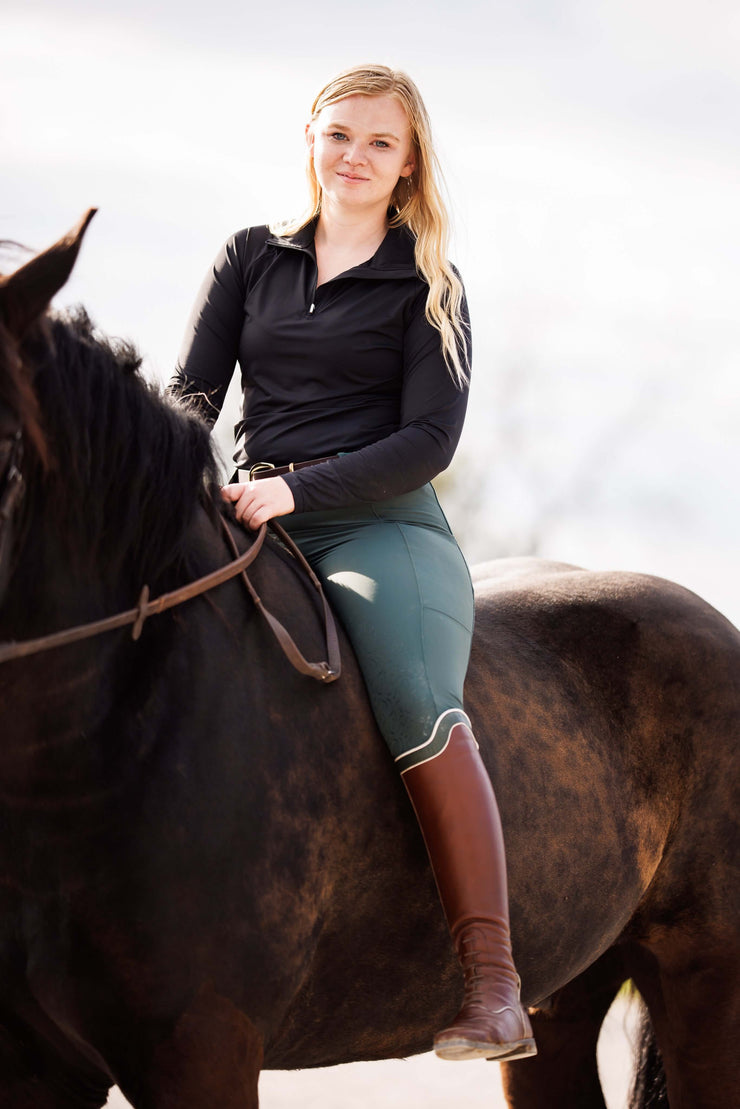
[172,221,471,513]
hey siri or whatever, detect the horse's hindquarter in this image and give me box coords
[467,565,740,1000]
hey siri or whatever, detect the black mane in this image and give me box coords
[27,306,220,587]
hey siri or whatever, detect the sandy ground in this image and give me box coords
[105,996,639,1108]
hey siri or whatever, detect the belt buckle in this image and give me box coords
[248,462,275,479]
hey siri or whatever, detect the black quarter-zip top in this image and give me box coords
[173,220,471,512]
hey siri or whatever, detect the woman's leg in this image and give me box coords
[402,723,535,1061]
[282,492,535,1061]
[284,506,473,759]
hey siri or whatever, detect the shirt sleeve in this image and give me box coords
[167,230,250,418]
[283,285,471,512]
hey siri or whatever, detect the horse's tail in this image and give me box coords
[628,998,668,1107]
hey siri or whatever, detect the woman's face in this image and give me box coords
[307,94,416,216]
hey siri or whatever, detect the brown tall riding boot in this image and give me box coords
[402,722,536,1062]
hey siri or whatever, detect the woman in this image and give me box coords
[171,63,535,1064]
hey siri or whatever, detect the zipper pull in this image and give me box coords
[308,302,315,315]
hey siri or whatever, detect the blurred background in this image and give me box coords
[3,0,739,625]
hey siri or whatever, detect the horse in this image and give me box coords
[0,212,737,1109]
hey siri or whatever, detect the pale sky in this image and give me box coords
[3,0,740,622]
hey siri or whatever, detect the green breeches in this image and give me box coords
[279,484,474,771]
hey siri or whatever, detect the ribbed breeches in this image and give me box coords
[280,484,474,771]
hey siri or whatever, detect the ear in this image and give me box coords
[305,122,315,157]
[0,208,97,340]
[399,149,416,179]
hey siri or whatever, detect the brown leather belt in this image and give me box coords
[245,455,339,480]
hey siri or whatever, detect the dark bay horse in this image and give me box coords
[0,214,738,1109]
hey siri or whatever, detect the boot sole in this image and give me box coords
[434,1037,537,1062]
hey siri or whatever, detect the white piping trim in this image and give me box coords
[394,708,471,763]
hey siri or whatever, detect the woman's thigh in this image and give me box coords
[284,509,474,762]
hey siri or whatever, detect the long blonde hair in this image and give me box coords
[272,64,469,387]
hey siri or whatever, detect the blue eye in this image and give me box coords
[330,131,348,141]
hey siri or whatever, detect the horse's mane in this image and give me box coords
[22,306,220,587]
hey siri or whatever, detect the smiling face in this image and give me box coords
[307,94,416,218]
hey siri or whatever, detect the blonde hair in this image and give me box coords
[272,64,469,387]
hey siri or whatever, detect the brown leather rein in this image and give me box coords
[0,506,341,682]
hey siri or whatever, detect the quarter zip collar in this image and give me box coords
[266,218,419,281]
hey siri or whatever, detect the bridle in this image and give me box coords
[0,427,25,574]
[0,433,340,682]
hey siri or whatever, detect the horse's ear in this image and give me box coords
[0,208,97,340]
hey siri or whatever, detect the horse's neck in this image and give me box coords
[0,520,176,806]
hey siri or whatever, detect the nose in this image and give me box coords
[343,142,366,166]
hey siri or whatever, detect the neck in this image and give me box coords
[314,202,389,254]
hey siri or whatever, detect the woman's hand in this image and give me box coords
[221,476,295,529]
